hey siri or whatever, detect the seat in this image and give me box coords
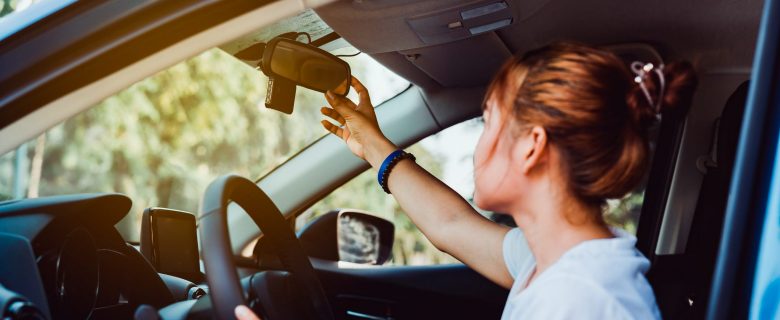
[652,81,750,319]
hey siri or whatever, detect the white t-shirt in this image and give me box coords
[500,227,661,320]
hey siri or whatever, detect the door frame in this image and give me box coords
[707,0,780,318]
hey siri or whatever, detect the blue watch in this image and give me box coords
[377,150,416,194]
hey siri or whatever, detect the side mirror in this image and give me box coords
[337,211,394,265]
[297,209,394,265]
[262,37,351,96]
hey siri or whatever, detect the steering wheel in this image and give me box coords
[198,175,334,320]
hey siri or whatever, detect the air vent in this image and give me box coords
[407,1,515,45]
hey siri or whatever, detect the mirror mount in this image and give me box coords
[231,32,301,66]
[230,33,350,114]
[262,37,351,114]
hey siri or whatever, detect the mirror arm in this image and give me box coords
[230,32,305,62]
[310,32,340,47]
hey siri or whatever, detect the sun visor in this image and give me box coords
[398,32,511,87]
[407,1,516,46]
[315,0,551,53]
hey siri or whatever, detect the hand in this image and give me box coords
[320,77,396,168]
[235,305,261,320]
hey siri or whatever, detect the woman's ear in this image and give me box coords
[518,126,548,175]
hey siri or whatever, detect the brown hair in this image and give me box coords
[484,42,697,207]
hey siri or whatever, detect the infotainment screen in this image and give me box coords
[140,208,200,281]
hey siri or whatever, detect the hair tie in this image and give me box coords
[631,61,666,114]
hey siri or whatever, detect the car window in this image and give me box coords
[0,0,76,41]
[302,121,485,266]
[413,118,646,234]
[302,118,647,266]
[0,43,408,242]
[301,137,463,266]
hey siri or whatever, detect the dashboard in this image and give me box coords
[0,194,175,320]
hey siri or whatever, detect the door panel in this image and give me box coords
[311,259,508,320]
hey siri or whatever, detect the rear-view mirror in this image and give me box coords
[262,37,351,96]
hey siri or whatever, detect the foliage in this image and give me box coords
[304,144,461,265]
[0,47,454,265]
[605,191,644,234]
[0,39,642,267]
[0,50,325,232]
[22,49,325,238]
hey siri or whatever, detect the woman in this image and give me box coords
[239,42,697,319]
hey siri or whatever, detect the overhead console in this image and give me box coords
[407,1,515,46]
[314,0,537,88]
[311,0,544,118]
[314,0,551,54]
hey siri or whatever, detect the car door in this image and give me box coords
[311,260,508,320]
[707,0,780,318]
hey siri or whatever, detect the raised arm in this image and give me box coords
[320,78,514,288]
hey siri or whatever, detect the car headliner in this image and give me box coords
[317,0,761,89]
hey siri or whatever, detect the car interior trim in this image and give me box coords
[654,74,750,255]
[709,0,780,317]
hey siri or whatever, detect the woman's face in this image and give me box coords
[473,100,526,213]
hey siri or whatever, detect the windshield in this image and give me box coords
[0,0,76,41]
[0,12,409,241]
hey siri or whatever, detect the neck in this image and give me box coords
[512,194,612,275]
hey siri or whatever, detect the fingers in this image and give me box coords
[320,107,345,126]
[321,120,345,139]
[350,77,372,106]
[325,91,359,118]
[235,305,261,320]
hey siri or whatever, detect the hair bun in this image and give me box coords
[482,42,699,207]
[626,61,698,130]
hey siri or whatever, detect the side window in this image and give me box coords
[302,141,462,266]
[302,118,647,266]
[302,119,484,266]
[605,191,644,234]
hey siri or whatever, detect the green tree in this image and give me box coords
[306,143,460,265]
[0,47,450,265]
[0,49,327,236]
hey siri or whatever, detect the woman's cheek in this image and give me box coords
[473,177,494,211]
[473,134,488,208]
[473,104,508,211]
[473,130,502,211]
[473,131,489,170]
